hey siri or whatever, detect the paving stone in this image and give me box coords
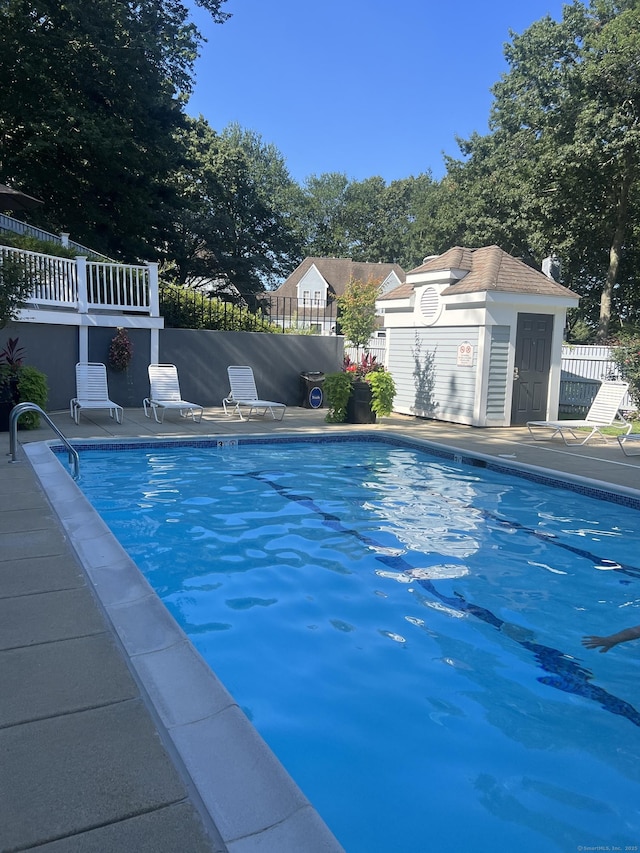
[0,587,106,650]
[0,553,85,598]
[0,506,60,534]
[0,526,68,561]
[20,801,226,853]
[0,700,188,851]
[0,633,139,727]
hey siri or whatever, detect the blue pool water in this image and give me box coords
[74,438,640,852]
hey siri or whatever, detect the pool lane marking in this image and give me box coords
[248,470,640,728]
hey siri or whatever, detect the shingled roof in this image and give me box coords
[380,246,577,301]
[275,257,405,298]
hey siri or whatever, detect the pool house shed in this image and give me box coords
[377,246,579,427]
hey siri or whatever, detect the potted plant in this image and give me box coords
[368,368,397,418]
[0,337,48,430]
[324,370,355,423]
[324,275,397,422]
[324,354,396,423]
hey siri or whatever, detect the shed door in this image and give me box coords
[510,313,553,425]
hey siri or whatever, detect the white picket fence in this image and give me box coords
[344,339,387,367]
[561,344,634,412]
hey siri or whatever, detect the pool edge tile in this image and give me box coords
[169,705,316,846]
[225,805,345,853]
[130,640,237,727]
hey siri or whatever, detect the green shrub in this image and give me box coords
[368,369,396,417]
[16,365,48,428]
[611,335,640,409]
[0,232,79,259]
[323,372,354,423]
[159,283,282,332]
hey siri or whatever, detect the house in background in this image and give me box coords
[378,246,579,427]
[270,257,405,334]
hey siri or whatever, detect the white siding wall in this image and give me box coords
[388,327,479,424]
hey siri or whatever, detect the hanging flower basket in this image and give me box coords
[108,328,133,372]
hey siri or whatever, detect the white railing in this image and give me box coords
[1,246,159,316]
[1,245,76,308]
[0,212,113,260]
[83,259,152,313]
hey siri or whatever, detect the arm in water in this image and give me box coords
[582,625,640,653]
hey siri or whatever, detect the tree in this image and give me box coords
[296,172,351,258]
[219,124,303,285]
[164,117,301,293]
[428,2,640,340]
[294,172,436,269]
[343,175,436,268]
[0,256,32,327]
[337,276,381,355]
[0,0,229,260]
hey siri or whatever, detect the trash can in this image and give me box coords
[300,371,325,409]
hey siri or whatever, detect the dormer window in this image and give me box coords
[297,263,328,307]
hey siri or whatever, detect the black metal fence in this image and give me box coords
[159,286,339,334]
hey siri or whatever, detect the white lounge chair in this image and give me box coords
[617,434,640,456]
[70,362,123,425]
[223,365,286,421]
[527,380,632,445]
[143,363,203,423]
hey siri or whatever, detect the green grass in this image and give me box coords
[599,421,640,436]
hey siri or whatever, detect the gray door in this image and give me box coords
[510,313,553,425]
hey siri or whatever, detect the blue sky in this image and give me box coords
[186,0,567,185]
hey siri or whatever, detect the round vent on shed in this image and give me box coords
[419,286,441,325]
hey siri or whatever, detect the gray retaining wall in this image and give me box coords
[2,323,344,412]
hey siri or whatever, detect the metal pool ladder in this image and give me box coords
[9,403,80,479]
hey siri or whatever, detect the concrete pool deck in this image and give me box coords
[2,406,640,852]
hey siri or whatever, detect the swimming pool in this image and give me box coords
[65,435,640,852]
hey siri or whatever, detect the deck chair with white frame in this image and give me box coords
[223,365,286,421]
[71,362,123,425]
[526,379,632,445]
[143,363,204,424]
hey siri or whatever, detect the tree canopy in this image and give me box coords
[0,0,228,259]
[3,0,640,337]
[439,0,640,339]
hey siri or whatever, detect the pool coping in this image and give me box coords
[22,429,640,852]
[23,435,347,853]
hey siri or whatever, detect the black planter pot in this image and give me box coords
[0,377,18,432]
[0,400,12,432]
[346,380,376,424]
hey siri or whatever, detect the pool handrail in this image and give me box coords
[9,402,80,479]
